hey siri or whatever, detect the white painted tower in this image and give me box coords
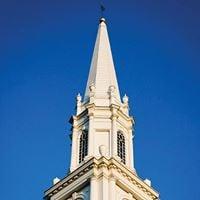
[44,18,159,200]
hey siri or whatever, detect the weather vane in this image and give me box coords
[100,2,105,18]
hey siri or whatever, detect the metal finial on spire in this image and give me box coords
[100,3,105,18]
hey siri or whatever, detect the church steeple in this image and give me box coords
[84,18,121,104]
[44,17,160,200]
[69,18,134,173]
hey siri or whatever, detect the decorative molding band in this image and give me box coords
[44,157,159,200]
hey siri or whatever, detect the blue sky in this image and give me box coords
[0,0,199,199]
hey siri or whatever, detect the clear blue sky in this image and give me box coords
[0,0,199,199]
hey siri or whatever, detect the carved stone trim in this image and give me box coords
[44,157,159,200]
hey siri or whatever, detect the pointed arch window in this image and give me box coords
[79,130,88,163]
[117,131,126,164]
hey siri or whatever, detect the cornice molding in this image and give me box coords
[44,157,159,200]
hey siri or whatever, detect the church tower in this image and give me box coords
[44,18,159,200]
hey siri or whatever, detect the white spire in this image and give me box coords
[84,18,121,102]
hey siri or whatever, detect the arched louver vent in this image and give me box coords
[79,130,88,163]
[117,131,126,164]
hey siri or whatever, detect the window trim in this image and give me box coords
[79,130,88,163]
[117,131,126,164]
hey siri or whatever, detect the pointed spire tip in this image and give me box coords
[84,16,121,102]
[99,18,106,24]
